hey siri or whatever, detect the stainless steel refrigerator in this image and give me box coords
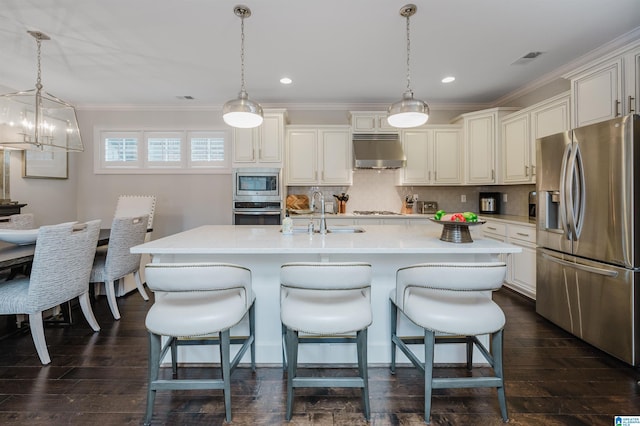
[536,114,639,366]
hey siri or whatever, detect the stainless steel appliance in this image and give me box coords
[528,191,536,218]
[479,192,500,214]
[536,114,639,366]
[232,168,283,225]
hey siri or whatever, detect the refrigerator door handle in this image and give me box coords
[541,253,619,277]
[567,143,586,240]
[559,142,572,239]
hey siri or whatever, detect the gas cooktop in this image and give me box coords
[352,210,402,216]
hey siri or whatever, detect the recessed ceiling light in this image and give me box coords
[280,77,292,85]
[441,76,455,83]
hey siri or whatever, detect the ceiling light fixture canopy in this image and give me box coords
[223,5,263,129]
[0,31,83,152]
[387,4,429,129]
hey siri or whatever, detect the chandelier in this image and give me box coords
[0,31,83,151]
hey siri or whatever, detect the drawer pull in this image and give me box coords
[487,226,497,231]
[516,232,530,237]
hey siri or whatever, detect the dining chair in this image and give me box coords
[89,215,149,320]
[0,220,102,365]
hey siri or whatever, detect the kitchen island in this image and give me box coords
[132,224,520,365]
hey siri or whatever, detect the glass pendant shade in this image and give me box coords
[387,90,429,128]
[0,89,83,151]
[223,90,263,128]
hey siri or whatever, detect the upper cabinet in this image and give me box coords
[232,110,286,167]
[285,125,352,186]
[400,126,463,185]
[501,92,570,184]
[454,108,518,185]
[349,111,396,133]
[565,41,640,127]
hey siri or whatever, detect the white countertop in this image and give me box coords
[132,224,521,255]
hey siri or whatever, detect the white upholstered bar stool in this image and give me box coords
[280,262,372,421]
[143,263,256,425]
[390,262,509,424]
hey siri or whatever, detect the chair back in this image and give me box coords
[114,195,156,230]
[280,262,372,290]
[0,213,35,229]
[104,215,148,282]
[27,220,101,311]
[395,262,507,311]
[145,262,253,308]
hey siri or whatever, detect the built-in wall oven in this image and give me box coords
[232,168,283,225]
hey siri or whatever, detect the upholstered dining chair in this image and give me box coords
[0,220,102,365]
[89,215,148,320]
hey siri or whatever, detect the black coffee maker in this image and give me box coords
[529,191,537,218]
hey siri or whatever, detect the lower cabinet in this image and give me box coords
[483,220,536,299]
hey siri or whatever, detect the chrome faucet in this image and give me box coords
[311,191,327,235]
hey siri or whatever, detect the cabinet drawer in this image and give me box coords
[508,224,536,243]
[483,222,506,236]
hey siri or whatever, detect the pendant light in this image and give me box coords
[0,31,83,151]
[387,4,429,129]
[223,5,264,129]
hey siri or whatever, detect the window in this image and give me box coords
[95,128,230,174]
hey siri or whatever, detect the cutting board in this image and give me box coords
[286,194,309,211]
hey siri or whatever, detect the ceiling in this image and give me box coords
[1,0,639,110]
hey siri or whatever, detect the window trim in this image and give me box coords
[94,127,231,174]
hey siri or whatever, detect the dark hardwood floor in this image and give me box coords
[0,287,638,425]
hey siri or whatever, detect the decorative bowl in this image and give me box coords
[428,218,485,243]
[0,229,39,245]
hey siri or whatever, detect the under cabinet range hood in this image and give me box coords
[352,133,406,169]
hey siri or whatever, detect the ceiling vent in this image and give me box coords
[511,51,543,65]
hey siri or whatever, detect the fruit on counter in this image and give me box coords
[433,210,479,222]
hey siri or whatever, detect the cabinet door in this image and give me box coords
[259,114,283,163]
[351,115,377,132]
[572,59,623,127]
[466,114,496,184]
[502,113,530,183]
[509,241,537,299]
[319,128,352,185]
[625,48,640,115]
[531,94,570,180]
[286,129,318,185]
[232,128,257,163]
[433,128,462,184]
[401,130,431,184]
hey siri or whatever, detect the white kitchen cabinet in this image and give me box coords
[483,219,536,299]
[501,92,570,184]
[349,111,396,133]
[455,108,518,185]
[565,40,640,127]
[400,126,463,185]
[232,110,286,167]
[285,125,352,186]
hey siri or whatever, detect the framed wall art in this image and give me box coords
[23,149,68,179]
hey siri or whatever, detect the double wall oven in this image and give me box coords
[232,168,283,225]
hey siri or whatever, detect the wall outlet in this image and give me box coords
[461,194,467,202]
[503,194,508,202]
[413,194,418,201]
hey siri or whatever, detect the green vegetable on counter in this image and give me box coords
[434,210,446,220]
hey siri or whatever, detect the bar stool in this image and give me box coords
[280,262,372,421]
[143,263,256,425]
[390,262,508,424]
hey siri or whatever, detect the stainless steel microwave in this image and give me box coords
[232,168,282,200]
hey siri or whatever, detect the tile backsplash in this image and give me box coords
[287,169,535,217]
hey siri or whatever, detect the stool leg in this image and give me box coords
[493,329,509,422]
[285,327,299,421]
[170,337,178,378]
[424,329,436,425]
[390,300,398,374]
[466,336,474,371]
[144,332,161,426]
[249,300,256,372]
[220,329,232,423]
[281,323,287,371]
[357,328,370,420]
